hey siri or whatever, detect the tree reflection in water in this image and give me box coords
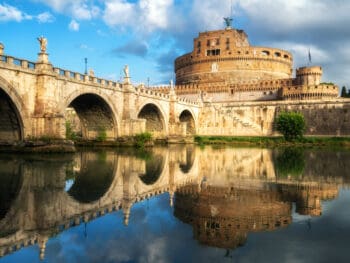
[274,147,305,179]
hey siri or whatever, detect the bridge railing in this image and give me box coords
[0,55,36,70]
[135,86,200,106]
[52,67,123,89]
[177,97,200,106]
[135,86,171,99]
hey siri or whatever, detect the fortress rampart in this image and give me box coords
[175,28,293,86]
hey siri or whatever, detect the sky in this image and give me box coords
[0,0,349,87]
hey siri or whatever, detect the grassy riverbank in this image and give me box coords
[194,135,350,147]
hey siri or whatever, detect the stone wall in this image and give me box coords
[197,100,350,136]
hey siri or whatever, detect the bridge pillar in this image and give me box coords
[121,82,145,136]
[168,87,185,137]
[32,53,65,139]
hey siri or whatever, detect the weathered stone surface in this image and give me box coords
[0,26,348,142]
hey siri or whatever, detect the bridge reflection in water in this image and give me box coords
[0,146,350,261]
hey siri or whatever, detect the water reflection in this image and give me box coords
[138,150,165,185]
[175,186,291,249]
[0,147,350,262]
[0,156,23,221]
[66,151,116,203]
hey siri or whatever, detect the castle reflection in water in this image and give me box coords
[0,146,350,259]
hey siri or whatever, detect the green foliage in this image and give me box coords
[65,121,78,140]
[274,148,305,179]
[341,86,347,97]
[341,86,350,98]
[134,132,152,148]
[96,127,107,142]
[276,111,306,141]
[194,136,204,145]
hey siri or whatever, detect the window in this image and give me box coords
[207,49,221,56]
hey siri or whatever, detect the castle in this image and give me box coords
[155,19,339,103]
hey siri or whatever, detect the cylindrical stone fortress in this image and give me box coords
[175,28,293,86]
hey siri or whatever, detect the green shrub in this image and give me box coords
[65,121,78,140]
[96,127,107,142]
[276,111,306,141]
[134,132,152,148]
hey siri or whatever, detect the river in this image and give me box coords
[0,146,350,263]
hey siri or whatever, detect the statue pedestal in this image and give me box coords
[124,76,131,85]
[37,52,49,64]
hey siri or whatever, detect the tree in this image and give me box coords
[276,111,306,141]
[341,86,347,97]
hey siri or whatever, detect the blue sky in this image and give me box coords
[0,1,349,87]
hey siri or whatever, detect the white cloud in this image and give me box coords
[0,3,32,22]
[189,0,231,31]
[139,0,173,31]
[37,11,55,23]
[69,19,80,31]
[103,0,136,27]
[103,0,173,34]
[33,0,100,20]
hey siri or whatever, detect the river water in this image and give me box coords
[0,146,350,263]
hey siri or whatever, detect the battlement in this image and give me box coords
[280,84,339,100]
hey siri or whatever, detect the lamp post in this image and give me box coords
[84,58,88,75]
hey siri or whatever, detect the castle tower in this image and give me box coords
[296,66,323,86]
[175,19,293,87]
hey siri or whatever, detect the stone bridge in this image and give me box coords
[2,40,350,141]
[0,46,200,141]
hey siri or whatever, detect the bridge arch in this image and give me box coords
[64,151,120,206]
[138,152,166,185]
[0,76,28,140]
[137,102,167,137]
[179,109,196,135]
[62,91,120,140]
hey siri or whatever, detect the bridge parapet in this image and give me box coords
[0,54,36,71]
[137,86,200,106]
[52,66,123,90]
[135,86,170,100]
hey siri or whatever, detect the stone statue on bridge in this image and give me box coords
[37,36,47,53]
[0,43,4,55]
[123,65,129,79]
[123,65,131,84]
